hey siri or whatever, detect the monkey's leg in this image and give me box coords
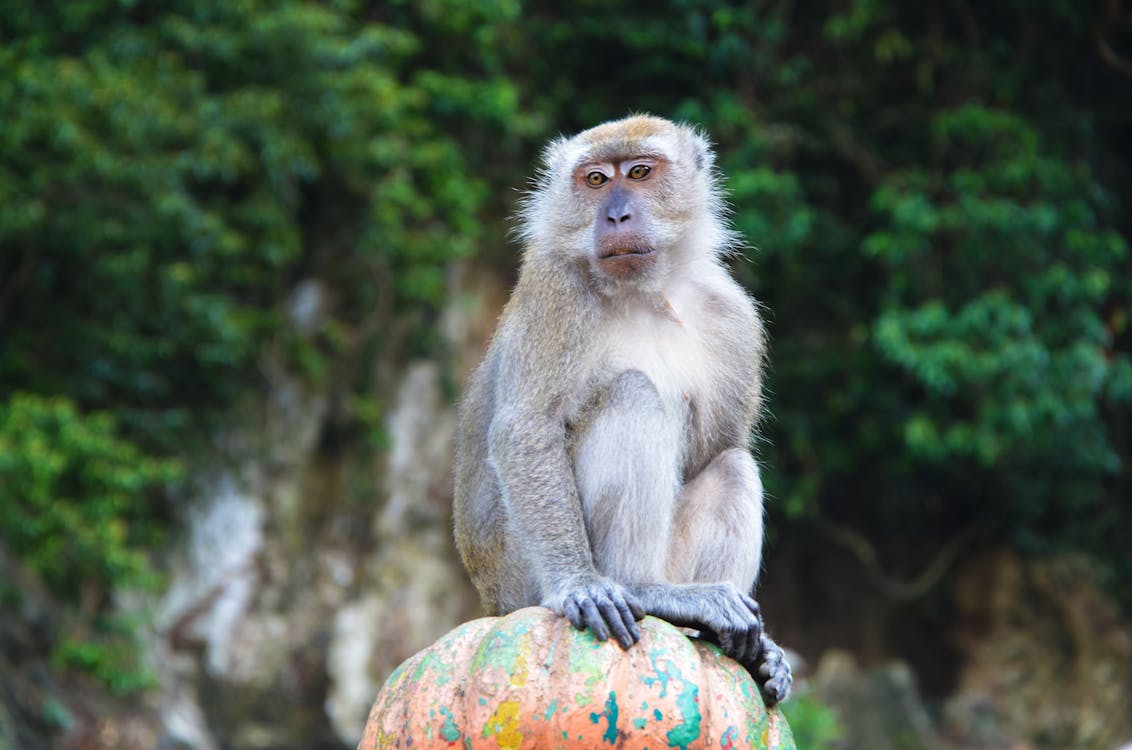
[572,369,683,585]
[667,448,792,706]
[622,448,769,684]
[667,448,764,586]
[578,401,765,673]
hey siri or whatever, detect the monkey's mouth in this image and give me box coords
[598,244,656,260]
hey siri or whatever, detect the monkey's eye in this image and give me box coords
[627,164,652,180]
[585,171,609,187]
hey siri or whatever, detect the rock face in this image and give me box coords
[810,650,941,750]
[127,271,501,749]
[358,607,794,750]
[943,551,1132,750]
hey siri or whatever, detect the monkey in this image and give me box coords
[453,115,792,706]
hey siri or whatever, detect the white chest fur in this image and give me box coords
[595,285,717,410]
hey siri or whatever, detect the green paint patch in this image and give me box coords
[633,717,647,730]
[439,707,461,742]
[588,691,620,744]
[645,657,701,750]
[470,618,531,675]
[643,647,675,698]
[654,708,663,721]
[568,634,607,689]
[543,698,559,721]
[665,681,702,749]
[384,661,409,689]
[412,656,436,683]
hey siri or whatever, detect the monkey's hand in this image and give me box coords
[753,632,793,707]
[683,582,766,667]
[544,576,645,650]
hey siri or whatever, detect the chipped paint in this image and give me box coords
[589,690,620,744]
[483,699,523,749]
[543,698,560,721]
[438,707,460,742]
[355,607,795,749]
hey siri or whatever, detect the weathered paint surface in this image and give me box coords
[356,607,796,750]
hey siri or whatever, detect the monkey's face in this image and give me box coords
[577,156,666,281]
[520,116,727,297]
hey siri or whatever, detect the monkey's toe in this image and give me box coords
[751,633,792,707]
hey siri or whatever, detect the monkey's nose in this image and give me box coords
[606,202,632,225]
[600,186,639,229]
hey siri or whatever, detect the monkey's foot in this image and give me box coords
[749,633,792,707]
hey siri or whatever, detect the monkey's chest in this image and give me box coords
[593,312,717,420]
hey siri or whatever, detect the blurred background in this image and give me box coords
[1,1,1130,748]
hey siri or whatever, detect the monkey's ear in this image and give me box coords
[688,130,714,173]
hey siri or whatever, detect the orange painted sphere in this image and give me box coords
[357,606,795,749]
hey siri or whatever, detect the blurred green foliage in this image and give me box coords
[1,0,1130,698]
[0,393,175,596]
[0,0,525,442]
[0,0,526,688]
[0,393,176,688]
[780,687,842,749]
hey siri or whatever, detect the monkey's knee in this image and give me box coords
[710,449,764,501]
[581,368,672,444]
[671,449,764,587]
[603,369,663,411]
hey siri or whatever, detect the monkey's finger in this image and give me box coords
[741,627,760,666]
[740,593,762,620]
[611,597,641,645]
[730,604,761,636]
[762,677,785,707]
[728,625,751,664]
[578,598,611,642]
[757,637,785,678]
[759,633,781,663]
[625,592,646,621]
[745,602,764,640]
[598,596,636,649]
[765,667,792,706]
[563,598,585,631]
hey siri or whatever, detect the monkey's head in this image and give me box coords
[518,115,734,296]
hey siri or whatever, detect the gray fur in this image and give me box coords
[453,115,792,705]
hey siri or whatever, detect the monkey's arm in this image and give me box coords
[482,299,647,649]
[487,396,645,649]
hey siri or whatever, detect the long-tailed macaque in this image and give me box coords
[453,115,792,705]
